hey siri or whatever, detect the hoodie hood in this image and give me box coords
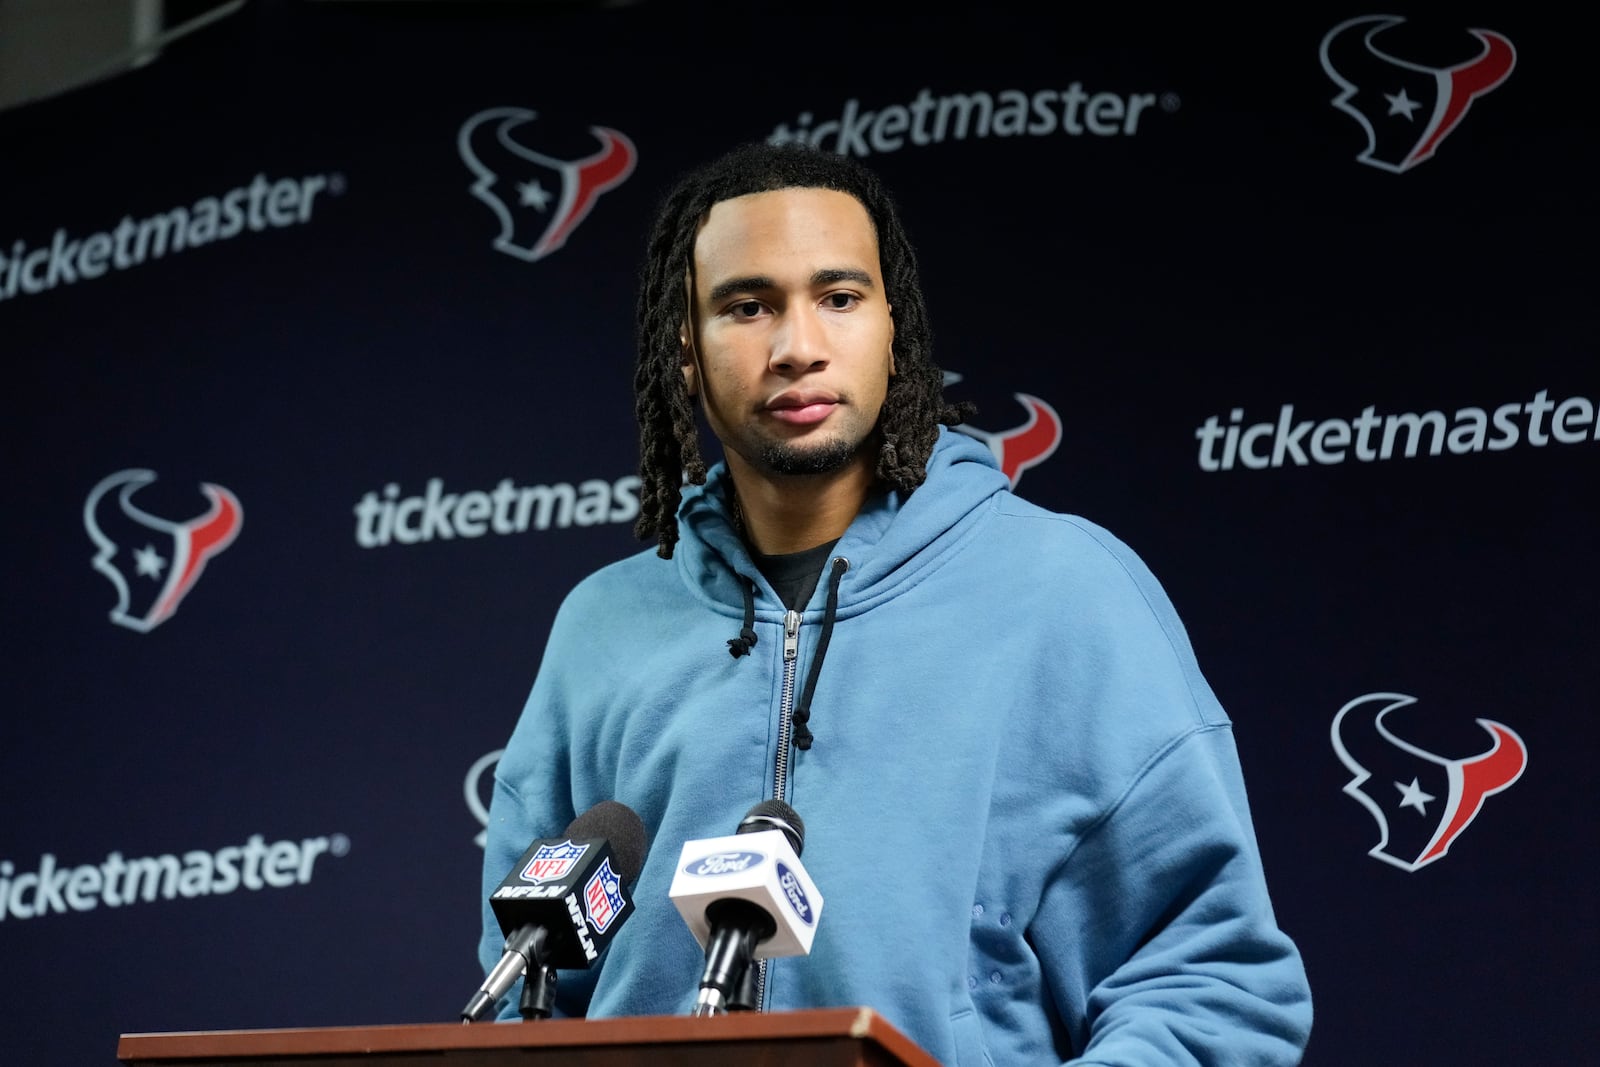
[673,426,1011,619]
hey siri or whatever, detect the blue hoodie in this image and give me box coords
[480,427,1313,1065]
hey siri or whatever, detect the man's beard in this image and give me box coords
[757,434,868,477]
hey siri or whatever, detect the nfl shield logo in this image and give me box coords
[521,840,588,884]
[583,858,627,933]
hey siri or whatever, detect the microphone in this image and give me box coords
[461,800,648,1023]
[669,799,823,1017]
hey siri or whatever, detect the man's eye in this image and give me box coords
[731,300,764,318]
[824,292,858,310]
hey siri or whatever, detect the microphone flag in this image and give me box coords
[668,827,823,961]
[489,832,633,968]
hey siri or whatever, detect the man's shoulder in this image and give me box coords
[584,540,674,580]
[978,493,1179,603]
[556,543,677,610]
[989,492,1134,558]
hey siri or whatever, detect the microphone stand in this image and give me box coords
[461,924,549,1023]
[691,899,775,1016]
[519,965,558,1020]
[728,959,760,1012]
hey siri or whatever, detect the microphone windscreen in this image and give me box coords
[737,798,805,855]
[565,800,648,883]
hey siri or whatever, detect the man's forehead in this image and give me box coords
[702,183,868,214]
[690,187,881,291]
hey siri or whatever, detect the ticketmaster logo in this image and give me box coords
[1195,389,1597,470]
[353,474,640,547]
[768,83,1176,158]
[0,832,348,922]
[0,171,340,304]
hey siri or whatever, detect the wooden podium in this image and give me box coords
[117,1007,942,1067]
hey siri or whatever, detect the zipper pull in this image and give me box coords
[783,610,800,662]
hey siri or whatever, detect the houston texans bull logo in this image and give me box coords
[1331,693,1526,871]
[1319,16,1515,173]
[945,373,1062,489]
[458,106,636,262]
[83,469,242,632]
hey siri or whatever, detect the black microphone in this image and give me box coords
[668,799,822,1017]
[461,800,648,1023]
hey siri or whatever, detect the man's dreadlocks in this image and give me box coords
[632,140,970,559]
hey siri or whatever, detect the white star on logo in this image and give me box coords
[518,180,553,211]
[1394,777,1436,815]
[133,544,167,579]
[1385,88,1422,120]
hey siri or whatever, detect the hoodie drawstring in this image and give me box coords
[791,557,849,751]
[727,580,758,658]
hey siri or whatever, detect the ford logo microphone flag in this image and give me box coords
[669,798,822,1016]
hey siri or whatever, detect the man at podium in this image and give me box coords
[477,140,1313,1065]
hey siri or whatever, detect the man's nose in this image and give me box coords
[770,308,829,374]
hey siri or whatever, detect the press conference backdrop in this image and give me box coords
[2,3,1592,1064]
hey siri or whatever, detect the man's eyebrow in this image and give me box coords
[706,275,776,304]
[705,268,876,305]
[813,267,875,288]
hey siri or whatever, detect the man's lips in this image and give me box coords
[765,394,840,426]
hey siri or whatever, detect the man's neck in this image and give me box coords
[726,456,875,556]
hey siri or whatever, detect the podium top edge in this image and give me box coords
[117,1007,940,1066]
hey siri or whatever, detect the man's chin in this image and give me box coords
[757,435,864,477]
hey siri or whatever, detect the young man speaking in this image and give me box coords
[478,141,1313,1065]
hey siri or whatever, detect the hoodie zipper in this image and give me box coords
[757,557,849,1012]
[753,607,803,1013]
[773,608,802,805]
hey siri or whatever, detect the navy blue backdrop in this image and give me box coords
[3,3,1593,1064]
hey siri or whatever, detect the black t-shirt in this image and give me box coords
[749,539,840,611]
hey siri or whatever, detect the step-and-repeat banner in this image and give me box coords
[3,3,1592,1064]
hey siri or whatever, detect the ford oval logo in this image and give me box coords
[687,850,765,876]
[775,861,814,925]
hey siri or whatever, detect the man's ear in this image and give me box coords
[680,328,698,396]
[887,306,896,375]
